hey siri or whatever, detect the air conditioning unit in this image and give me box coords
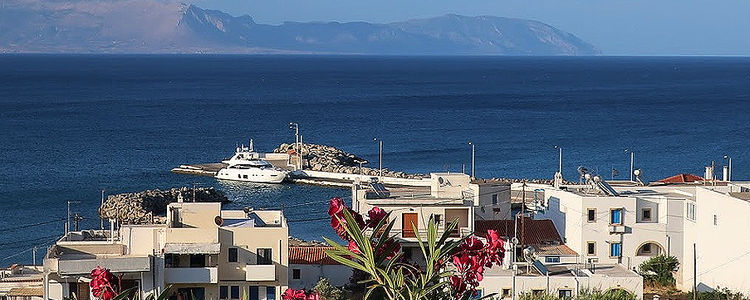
[609,225,626,234]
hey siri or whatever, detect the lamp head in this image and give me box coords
[724,155,729,160]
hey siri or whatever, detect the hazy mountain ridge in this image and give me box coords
[0,1,600,55]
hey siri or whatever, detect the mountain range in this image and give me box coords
[0,0,600,55]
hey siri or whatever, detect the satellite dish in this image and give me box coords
[523,246,537,261]
[584,174,592,181]
[634,169,641,177]
[214,216,224,226]
[438,177,444,184]
[593,176,601,183]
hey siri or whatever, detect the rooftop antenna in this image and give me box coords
[249,139,254,152]
[625,149,635,182]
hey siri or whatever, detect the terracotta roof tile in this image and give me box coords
[475,218,563,245]
[8,287,43,297]
[534,244,578,256]
[289,246,340,265]
[658,173,704,183]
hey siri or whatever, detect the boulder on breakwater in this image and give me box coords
[99,187,229,224]
[273,142,426,179]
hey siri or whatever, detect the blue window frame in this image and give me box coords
[545,256,560,263]
[610,209,623,224]
[266,287,276,300]
[610,243,622,257]
[249,286,258,300]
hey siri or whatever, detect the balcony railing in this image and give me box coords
[245,265,276,281]
[164,267,218,284]
[394,227,473,240]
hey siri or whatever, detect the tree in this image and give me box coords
[638,255,679,287]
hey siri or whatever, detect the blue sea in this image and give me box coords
[1,55,749,264]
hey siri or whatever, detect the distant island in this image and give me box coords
[0,0,600,55]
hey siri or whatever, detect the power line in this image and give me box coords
[287,217,330,223]
[0,218,66,232]
[0,234,62,247]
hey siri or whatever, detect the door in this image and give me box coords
[402,213,418,238]
[77,282,90,300]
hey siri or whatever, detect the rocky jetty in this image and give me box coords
[99,187,229,224]
[273,143,425,179]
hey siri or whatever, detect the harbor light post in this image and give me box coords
[468,141,475,179]
[625,149,635,182]
[724,154,733,181]
[553,145,563,187]
[289,122,300,170]
[373,137,383,177]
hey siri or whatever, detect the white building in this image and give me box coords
[43,201,289,300]
[288,246,352,290]
[537,175,750,294]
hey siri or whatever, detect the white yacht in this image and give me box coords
[215,141,289,184]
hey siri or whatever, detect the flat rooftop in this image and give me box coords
[484,263,640,278]
[363,185,470,206]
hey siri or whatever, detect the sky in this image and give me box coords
[194,0,750,56]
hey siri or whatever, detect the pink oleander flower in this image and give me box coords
[449,231,506,298]
[348,240,361,254]
[282,289,319,300]
[366,206,387,228]
[328,197,365,240]
[89,267,117,300]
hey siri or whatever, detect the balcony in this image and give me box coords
[164,267,218,284]
[245,265,276,281]
[609,225,626,234]
[395,227,473,241]
[56,256,151,275]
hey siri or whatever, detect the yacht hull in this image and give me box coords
[215,168,288,184]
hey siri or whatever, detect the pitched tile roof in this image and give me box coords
[8,287,43,297]
[658,173,704,183]
[475,218,563,245]
[534,244,578,256]
[289,246,340,265]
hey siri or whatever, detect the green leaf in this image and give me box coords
[112,287,138,300]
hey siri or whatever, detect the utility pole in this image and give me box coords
[66,200,80,234]
[521,182,527,248]
[73,213,83,231]
[373,138,383,177]
[693,243,698,300]
[100,189,105,229]
[32,246,37,265]
[625,149,635,182]
[468,141,475,179]
[724,155,732,182]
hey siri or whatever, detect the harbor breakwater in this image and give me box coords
[99,187,228,224]
[273,142,426,179]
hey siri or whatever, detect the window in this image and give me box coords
[610,209,623,225]
[431,214,442,225]
[687,202,696,221]
[532,290,545,296]
[642,208,652,222]
[165,254,180,267]
[469,289,483,300]
[642,243,652,254]
[610,242,622,257]
[587,242,596,256]
[502,289,512,298]
[266,287,276,300]
[249,286,258,300]
[189,254,205,267]
[492,194,498,205]
[558,289,573,299]
[257,248,273,265]
[230,286,240,299]
[587,209,596,222]
[171,208,181,228]
[545,256,560,263]
[219,286,228,299]
[228,247,238,263]
[714,214,718,226]
[292,269,301,280]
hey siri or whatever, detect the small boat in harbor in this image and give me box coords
[215,140,289,184]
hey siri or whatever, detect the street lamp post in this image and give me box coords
[373,138,383,177]
[468,141,475,178]
[289,123,300,170]
[554,145,562,174]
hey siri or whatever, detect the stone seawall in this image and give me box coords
[273,142,426,179]
[99,187,228,224]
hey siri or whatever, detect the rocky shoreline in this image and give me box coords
[273,142,426,179]
[99,187,228,224]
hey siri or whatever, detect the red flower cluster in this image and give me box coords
[328,197,365,240]
[449,230,505,298]
[327,198,400,260]
[282,288,319,300]
[89,267,118,300]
